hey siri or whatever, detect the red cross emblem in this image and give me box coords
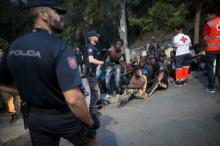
[180,36,187,43]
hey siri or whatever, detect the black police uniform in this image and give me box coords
[2,28,94,146]
[85,43,100,111]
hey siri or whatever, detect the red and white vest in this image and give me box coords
[206,17,220,52]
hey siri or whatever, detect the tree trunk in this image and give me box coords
[118,0,130,63]
[193,3,202,45]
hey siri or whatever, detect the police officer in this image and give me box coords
[85,31,105,116]
[0,1,100,146]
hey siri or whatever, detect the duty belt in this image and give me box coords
[30,106,72,115]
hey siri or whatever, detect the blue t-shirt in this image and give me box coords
[6,29,81,109]
[85,43,98,70]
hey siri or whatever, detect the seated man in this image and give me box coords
[119,68,147,102]
[147,55,169,97]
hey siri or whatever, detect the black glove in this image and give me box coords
[90,112,100,129]
[104,61,113,67]
[79,84,89,97]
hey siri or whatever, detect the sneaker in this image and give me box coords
[175,81,183,87]
[104,94,111,100]
[145,93,149,97]
[207,88,215,93]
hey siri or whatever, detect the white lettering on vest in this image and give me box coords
[9,50,41,58]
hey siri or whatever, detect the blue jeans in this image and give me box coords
[105,64,121,94]
[206,52,220,89]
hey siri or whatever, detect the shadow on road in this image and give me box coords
[193,71,207,88]
[98,115,118,146]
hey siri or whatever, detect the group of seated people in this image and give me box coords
[88,36,206,107]
[97,50,174,104]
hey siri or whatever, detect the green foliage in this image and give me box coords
[1,0,219,49]
[0,5,31,43]
[129,2,189,32]
[62,0,122,48]
[62,0,108,45]
[0,38,8,51]
[127,0,140,6]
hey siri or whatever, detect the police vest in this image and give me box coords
[206,17,220,52]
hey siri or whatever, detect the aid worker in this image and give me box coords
[203,9,220,93]
[173,24,192,86]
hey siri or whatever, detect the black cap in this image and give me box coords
[24,0,66,14]
[87,31,100,38]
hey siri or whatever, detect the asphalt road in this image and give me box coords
[1,72,220,146]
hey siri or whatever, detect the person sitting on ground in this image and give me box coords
[191,44,206,71]
[132,57,139,65]
[144,54,157,85]
[138,60,151,77]
[119,68,147,102]
[147,54,169,97]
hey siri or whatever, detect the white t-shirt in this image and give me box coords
[173,33,191,56]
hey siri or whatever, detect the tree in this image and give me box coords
[110,0,142,62]
[128,2,189,34]
[118,0,128,48]
[192,0,218,45]
[193,1,203,45]
[0,3,31,43]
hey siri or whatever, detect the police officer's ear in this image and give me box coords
[38,7,50,23]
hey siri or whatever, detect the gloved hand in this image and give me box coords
[90,112,100,129]
[79,85,89,97]
[104,61,113,67]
